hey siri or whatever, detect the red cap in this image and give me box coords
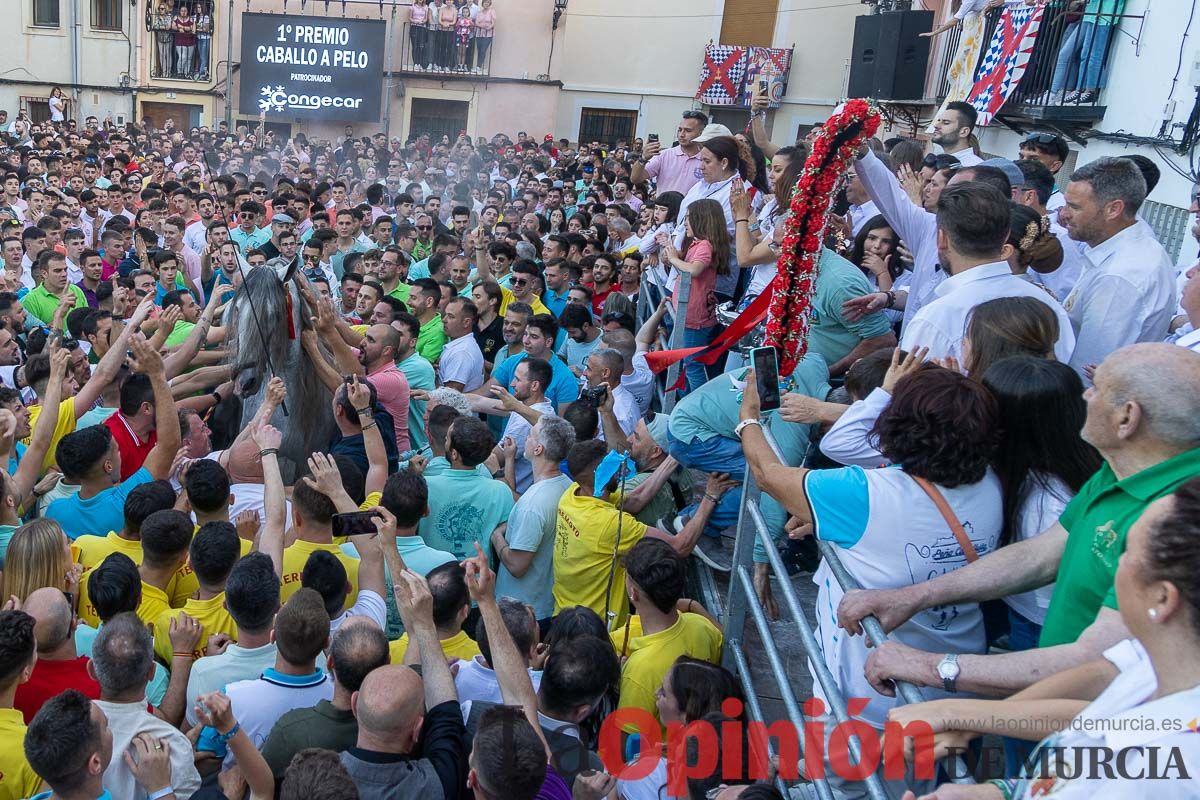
[544,134,554,141]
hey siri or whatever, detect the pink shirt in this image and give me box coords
[368,363,412,453]
[175,245,204,302]
[681,240,717,329]
[643,145,704,196]
[475,7,496,33]
[409,3,429,24]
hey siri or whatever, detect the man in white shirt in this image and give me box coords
[453,597,543,704]
[603,329,654,417]
[91,613,202,799]
[844,166,880,236]
[496,358,556,492]
[900,182,1074,363]
[1059,157,1176,378]
[587,348,640,443]
[929,101,983,167]
[439,296,485,392]
[184,192,219,255]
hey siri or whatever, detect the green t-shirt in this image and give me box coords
[1039,447,1200,647]
[807,249,893,370]
[388,282,412,304]
[165,320,195,348]
[20,284,88,326]
[416,313,448,363]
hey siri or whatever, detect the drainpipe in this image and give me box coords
[224,0,235,131]
[69,0,82,121]
[382,3,397,140]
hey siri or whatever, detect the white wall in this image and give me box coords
[555,0,724,141]
[977,0,1200,208]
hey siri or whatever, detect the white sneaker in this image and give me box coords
[692,540,731,573]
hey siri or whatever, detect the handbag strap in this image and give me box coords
[912,476,979,562]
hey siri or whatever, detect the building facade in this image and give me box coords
[1,0,1196,250]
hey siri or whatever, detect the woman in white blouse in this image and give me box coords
[894,476,1200,800]
[47,87,65,123]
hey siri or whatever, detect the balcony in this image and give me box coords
[146,10,216,82]
[397,21,494,78]
[930,1,1139,137]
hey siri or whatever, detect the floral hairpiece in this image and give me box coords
[1018,215,1050,254]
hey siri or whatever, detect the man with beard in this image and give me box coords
[928,101,982,167]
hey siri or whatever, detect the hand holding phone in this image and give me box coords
[751,346,781,413]
[332,510,383,539]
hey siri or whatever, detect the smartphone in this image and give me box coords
[648,133,660,143]
[751,346,781,413]
[331,511,381,538]
[759,78,769,95]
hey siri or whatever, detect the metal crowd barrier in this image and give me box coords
[720,424,974,799]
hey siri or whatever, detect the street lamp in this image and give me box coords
[553,0,567,30]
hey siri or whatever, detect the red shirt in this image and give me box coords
[590,285,614,318]
[104,411,157,480]
[15,656,102,723]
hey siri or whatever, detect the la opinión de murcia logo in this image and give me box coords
[258,85,365,113]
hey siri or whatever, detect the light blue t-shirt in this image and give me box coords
[230,225,270,254]
[422,455,490,478]
[46,467,153,540]
[397,352,436,452]
[5,441,25,476]
[491,351,580,411]
[558,332,605,373]
[342,534,457,639]
[418,469,515,560]
[330,241,369,280]
[496,473,571,620]
[0,524,17,569]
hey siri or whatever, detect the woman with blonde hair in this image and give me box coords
[2,519,76,604]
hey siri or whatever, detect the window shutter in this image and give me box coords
[720,0,780,48]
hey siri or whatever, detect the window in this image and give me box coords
[32,0,60,27]
[720,0,780,48]
[409,98,470,144]
[21,98,52,125]
[91,0,122,31]
[578,108,638,147]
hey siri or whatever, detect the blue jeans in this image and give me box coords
[1049,22,1081,93]
[1007,606,1042,652]
[1076,21,1114,89]
[682,325,716,395]
[668,430,744,539]
[196,36,210,77]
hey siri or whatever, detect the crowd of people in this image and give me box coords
[0,87,1193,800]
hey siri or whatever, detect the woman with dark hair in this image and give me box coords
[982,357,1101,648]
[740,353,1002,738]
[963,296,1060,378]
[673,135,756,299]
[616,657,747,800]
[730,152,803,305]
[849,214,903,293]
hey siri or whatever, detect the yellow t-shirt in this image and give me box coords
[498,285,550,317]
[168,535,254,607]
[552,483,647,627]
[281,539,360,608]
[0,707,43,800]
[151,593,239,664]
[77,580,173,629]
[24,396,78,473]
[616,613,724,730]
[332,492,385,546]
[388,628,481,664]
[75,530,142,571]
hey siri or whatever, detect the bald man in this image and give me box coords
[340,568,466,799]
[15,587,101,722]
[840,343,1200,698]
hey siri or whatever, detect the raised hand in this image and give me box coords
[881,346,928,394]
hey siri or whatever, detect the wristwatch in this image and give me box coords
[734,418,763,439]
[937,653,960,693]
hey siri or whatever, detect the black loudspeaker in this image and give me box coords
[847,10,934,101]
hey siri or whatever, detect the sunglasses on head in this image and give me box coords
[1023,132,1059,146]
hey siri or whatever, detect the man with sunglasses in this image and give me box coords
[631,110,709,197]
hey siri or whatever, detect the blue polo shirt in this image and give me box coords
[45,467,153,540]
[542,286,569,318]
[491,351,579,411]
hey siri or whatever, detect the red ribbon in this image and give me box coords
[644,287,775,376]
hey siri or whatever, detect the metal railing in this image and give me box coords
[722,424,974,798]
[930,1,1136,118]
[398,20,494,77]
[145,11,216,82]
